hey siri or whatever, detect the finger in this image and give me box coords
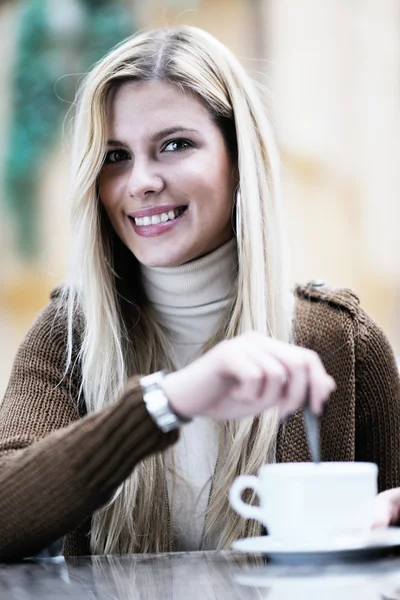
[373,489,400,528]
[236,334,335,417]
[373,497,393,528]
[234,345,288,408]
[239,332,308,418]
[237,336,305,419]
[256,345,310,420]
[221,348,267,403]
[280,359,308,420]
[302,350,336,415]
[249,336,335,417]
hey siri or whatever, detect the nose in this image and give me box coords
[127,157,164,200]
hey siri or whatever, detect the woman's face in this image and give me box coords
[98,80,237,267]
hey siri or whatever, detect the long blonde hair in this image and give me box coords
[64,26,293,554]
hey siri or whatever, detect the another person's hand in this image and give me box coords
[373,488,400,528]
[162,331,336,421]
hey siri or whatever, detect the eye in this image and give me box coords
[104,149,130,164]
[162,139,193,153]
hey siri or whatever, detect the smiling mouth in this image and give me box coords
[129,206,188,227]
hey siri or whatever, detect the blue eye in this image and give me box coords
[162,139,192,152]
[104,149,130,164]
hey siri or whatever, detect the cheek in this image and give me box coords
[98,180,126,240]
[98,174,125,215]
[185,152,234,204]
[198,161,235,215]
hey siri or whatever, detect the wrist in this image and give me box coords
[161,371,193,421]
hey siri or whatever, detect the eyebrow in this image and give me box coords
[150,126,199,142]
[106,126,199,146]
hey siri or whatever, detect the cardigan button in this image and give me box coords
[308,279,326,288]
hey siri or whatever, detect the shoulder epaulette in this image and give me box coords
[294,280,360,317]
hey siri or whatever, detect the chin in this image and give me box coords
[133,250,190,268]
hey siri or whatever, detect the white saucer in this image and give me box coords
[232,528,400,562]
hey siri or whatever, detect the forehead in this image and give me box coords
[105,80,212,136]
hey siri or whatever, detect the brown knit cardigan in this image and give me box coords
[0,282,399,561]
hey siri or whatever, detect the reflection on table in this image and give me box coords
[2,550,400,599]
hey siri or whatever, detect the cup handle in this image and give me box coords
[229,475,265,523]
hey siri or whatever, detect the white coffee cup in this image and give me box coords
[229,462,378,543]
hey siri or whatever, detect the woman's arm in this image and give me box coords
[0,298,334,560]
[354,308,400,492]
[0,301,177,561]
[0,381,175,561]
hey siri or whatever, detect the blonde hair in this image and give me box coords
[64,26,293,554]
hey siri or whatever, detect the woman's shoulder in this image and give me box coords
[20,285,83,357]
[4,286,84,420]
[293,279,361,347]
[293,280,395,370]
[294,280,360,318]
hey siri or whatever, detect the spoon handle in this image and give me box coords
[303,389,321,463]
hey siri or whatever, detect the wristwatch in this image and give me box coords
[140,370,192,432]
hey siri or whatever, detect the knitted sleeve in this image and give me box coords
[0,298,178,561]
[354,308,400,492]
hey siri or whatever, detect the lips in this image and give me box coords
[128,205,188,238]
[129,206,187,227]
[128,204,188,219]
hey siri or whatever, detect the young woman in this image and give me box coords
[0,26,399,561]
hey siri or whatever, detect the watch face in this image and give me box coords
[141,373,181,433]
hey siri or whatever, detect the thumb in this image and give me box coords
[373,504,391,528]
[372,490,400,528]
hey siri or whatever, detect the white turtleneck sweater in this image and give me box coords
[141,238,238,551]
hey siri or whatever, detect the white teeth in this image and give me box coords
[133,208,184,226]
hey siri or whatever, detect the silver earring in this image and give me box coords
[234,187,242,248]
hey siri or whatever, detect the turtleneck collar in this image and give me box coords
[140,237,238,348]
[141,237,238,308]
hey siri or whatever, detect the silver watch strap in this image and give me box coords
[140,370,192,433]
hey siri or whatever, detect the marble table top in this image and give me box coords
[2,550,400,599]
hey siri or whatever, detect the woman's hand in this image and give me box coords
[373,488,400,528]
[162,331,336,421]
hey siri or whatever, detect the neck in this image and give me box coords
[140,238,238,362]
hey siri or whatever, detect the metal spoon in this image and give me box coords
[303,387,321,463]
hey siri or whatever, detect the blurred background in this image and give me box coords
[0,0,399,397]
